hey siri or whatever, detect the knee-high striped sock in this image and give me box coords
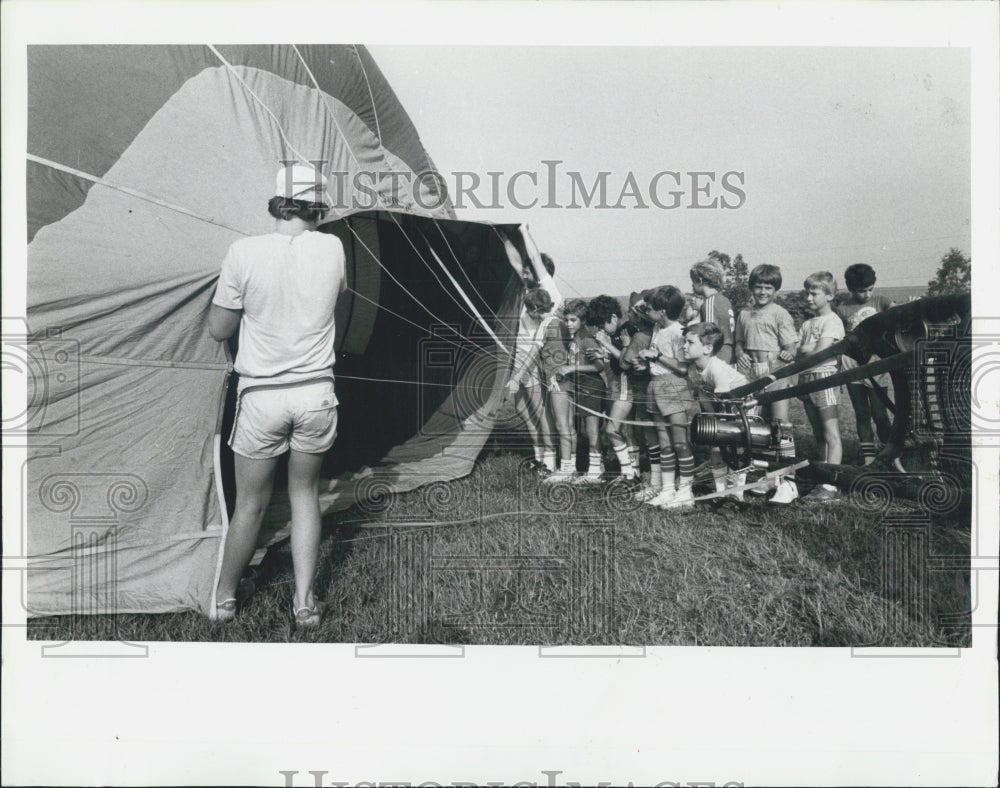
[648,445,662,489]
[677,452,695,490]
[778,435,797,481]
[628,445,640,473]
[612,440,636,479]
[660,448,676,490]
[860,441,876,465]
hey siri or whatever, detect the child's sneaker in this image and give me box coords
[770,478,799,504]
[662,485,695,509]
[802,485,840,503]
[541,467,576,485]
[646,487,677,507]
[571,472,604,487]
[634,485,663,504]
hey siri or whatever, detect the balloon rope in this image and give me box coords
[566,397,657,428]
[431,219,499,324]
[290,44,364,171]
[421,233,510,353]
[342,286,472,354]
[207,45,311,166]
[383,212,491,329]
[26,154,251,236]
[28,154,487,361]
[336,372,500,389]
[282,47,506,346]
[288,45,490,335]
[351,44,384,145]
[341,217,486,337]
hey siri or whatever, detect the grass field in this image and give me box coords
[26,398,972,647]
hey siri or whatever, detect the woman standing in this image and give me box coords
[208,164,346,628]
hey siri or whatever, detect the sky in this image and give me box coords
[370,45,971,298]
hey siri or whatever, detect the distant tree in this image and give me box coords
[706,250,751,313]
[927,248,971,296]
[775,290,811,331]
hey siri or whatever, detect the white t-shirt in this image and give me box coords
[648,322,685,377]
[798,311,845,374]
[697,355,749,395]
[213,231,347,390]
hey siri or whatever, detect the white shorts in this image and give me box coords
[230,379,338,459]
[799,370,839,409]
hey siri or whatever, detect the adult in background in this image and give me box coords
[208,164,346,629]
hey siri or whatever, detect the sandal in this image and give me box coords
[215,597,238,623]
[292,598,325,630]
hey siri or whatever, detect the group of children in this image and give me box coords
[505,251,896,509]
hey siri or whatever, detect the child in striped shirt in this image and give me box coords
[689,259,735,363]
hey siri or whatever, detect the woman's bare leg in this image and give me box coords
[288,449,325,611]
[216,454,280,604]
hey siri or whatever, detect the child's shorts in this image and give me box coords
[230,378,339,459]
[607,373,633,404]
[798,369,839,409]
[647,373,695,418]
[747,358,794,389]
[568,371,607,414]
[628,378,650,419]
